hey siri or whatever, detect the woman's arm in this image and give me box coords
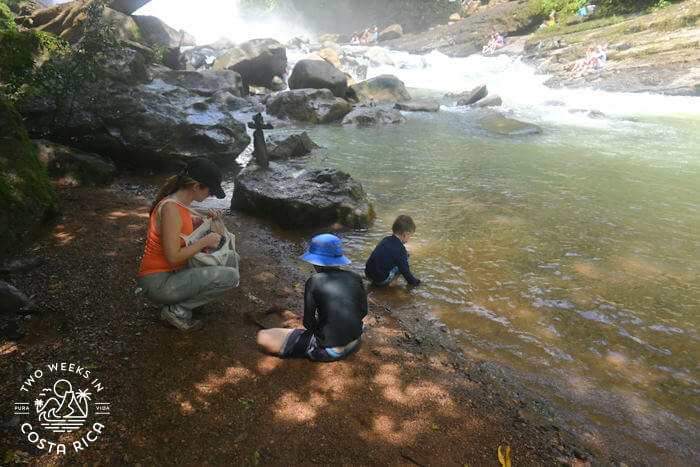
[160,203,221,265]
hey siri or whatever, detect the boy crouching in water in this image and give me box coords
[257,234,367,362]
[365,215,421,286]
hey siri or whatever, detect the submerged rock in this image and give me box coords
[478,114,542,136]
[394,101,440,112]
[34,139,117,186]
[342,107,406,126]
[288,59,348,98]
[455,84,488,106]
[473,95,502,107]
[266,132,319,160]
[349,74,411,102]
[266,88,352,124]
[232,164,375,229]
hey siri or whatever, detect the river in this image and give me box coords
[216,47,700,463]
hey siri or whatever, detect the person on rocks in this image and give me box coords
[365,215,421,287]
[257,234,367,362]
[372,25,379,43]
[138,158,240,331]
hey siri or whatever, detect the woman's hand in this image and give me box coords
[202,232,222,248]
[206,209,224,220]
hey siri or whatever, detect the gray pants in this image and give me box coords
[138,253,239,320]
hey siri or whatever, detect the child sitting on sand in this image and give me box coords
[365,215,421,286]
[256,234,367,362]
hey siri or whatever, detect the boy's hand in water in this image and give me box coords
[206,209,224,220]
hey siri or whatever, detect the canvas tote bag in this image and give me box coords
[157,198,239,269]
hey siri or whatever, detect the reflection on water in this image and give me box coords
[288,108,700,463]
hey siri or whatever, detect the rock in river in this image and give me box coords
[478,114,542,136]
[342,107,406,126]
[266,132,319,160]
[288,59,348,98]
[232,164,375,229]
[349,74,411,102]
[266,88,353,124]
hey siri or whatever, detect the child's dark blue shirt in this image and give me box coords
[365,235,420,285]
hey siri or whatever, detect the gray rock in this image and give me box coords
[473,95,502,107]
[456,84,488,106]
[349,74,411,102]
[155,69,245,97]
[286,35,310,49]
[207,91,250,111]
[288,59,348,98]
[213,38,287,91]
[321,41,343,56]
[342,107,406,126]
[232,164,375,229]
[394,101,440,112]
[132,15,196,48]
[0,281,37,315]
[34,140,117,186]
[266,88,353,124]
[0,257,43,275]
[379,24,403,42]
[21,70,251,168]
[364,46,394,66]
[107,0,150,15]
[478,114,542,136]
[266,132,319,160]
[0,319,26,340]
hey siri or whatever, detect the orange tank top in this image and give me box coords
[139,196,194,276]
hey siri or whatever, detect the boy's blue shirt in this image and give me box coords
[365,235,421,285]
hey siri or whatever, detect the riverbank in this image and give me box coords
[0,180,591,465]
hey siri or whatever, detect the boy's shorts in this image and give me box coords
[372,266,399,286]
[279,329,361,362]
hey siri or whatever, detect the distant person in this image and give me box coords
[256,234,367,362]
[138,158,240,331]
[372,25,379,42]
[365,215,421,286]
[361,28,370,45]
[350,34,360,45]
[592,44,606,69]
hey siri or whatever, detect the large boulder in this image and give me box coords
[34,139,117,186]
[266,88,352,124]
[478,114,542,136]
[232,164,375,229]
[455,84,488,106]
[132,15,196,48]
[155,69,244,96]
[21,4,139,44]
[288,59,348,98]
[378,24,403,42]
[266,132,319,160]
[20,68,251,168]
[349,74,411,102]
[212,38,287,91]
[107,0,150,15]
[342,107,406,126]
[0,99,59,257]
[364,46,394,66]
[321,41,343,56]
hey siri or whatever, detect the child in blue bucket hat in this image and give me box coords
[257,234,367,362]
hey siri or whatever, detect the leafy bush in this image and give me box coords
[0,1,17,30]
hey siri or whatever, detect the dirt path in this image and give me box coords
[0,182,588,465]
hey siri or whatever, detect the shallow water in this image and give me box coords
[237,49,700,463]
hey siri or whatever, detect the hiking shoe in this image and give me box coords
[160,306,203,331]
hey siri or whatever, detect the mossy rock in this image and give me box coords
[0,98,60,258]
[0,2,17,31]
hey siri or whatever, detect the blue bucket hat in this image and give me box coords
[300,234,351,266]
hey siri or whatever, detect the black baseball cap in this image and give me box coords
[186,158,226,199]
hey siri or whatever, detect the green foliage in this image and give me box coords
[0,1,17,30]
[152,42,167,63]
[32,0,125,127]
